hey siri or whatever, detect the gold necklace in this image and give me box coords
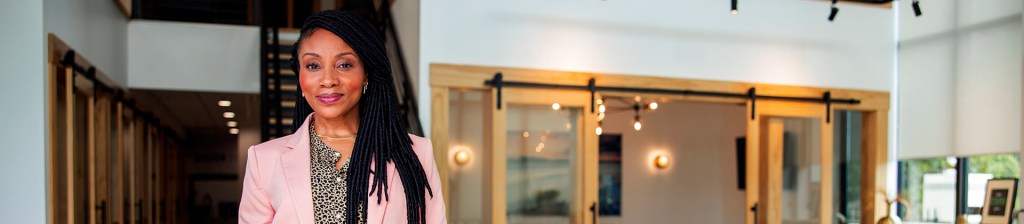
[316,133,357,141]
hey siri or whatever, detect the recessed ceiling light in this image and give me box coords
[229,128,239,134]
[223,112,236,119]
[218,100,232,107]
[227,121,238,127]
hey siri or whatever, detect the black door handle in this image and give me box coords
[96,200,106,224]
[750,203,758,224]
[589,202,597,224]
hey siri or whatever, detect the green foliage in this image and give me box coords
[967,154,1020,179]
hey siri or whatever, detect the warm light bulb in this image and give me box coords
[223,112,236,119]
[552,103,561,110]
[598,112,605,121]
[229,128,239,135]
[218,100,232,107]
[649,102,658,110]
[731,9,738,15]
[598,104,606,113]
[654,154,670,169]
[454,150,471,166]
[596,98,604,105]
[633,120,642,131]
[596,126,603,135]
[227,121,238,127]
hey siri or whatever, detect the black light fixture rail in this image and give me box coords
[484,72,860,123]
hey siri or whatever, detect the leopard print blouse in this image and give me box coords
[309,120,365,224]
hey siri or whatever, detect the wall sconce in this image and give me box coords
[454,149,471,166]
[653,154,670,169]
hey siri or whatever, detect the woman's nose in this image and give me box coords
[320,71,339,87]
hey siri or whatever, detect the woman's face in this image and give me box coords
[298,29,366,120]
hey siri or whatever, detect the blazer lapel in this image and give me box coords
[366,159,400,223]
[281,115,315,224]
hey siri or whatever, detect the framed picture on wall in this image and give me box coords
[981,178,1018,224]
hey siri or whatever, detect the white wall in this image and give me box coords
[601,101,747,224]
[44,0,129,86]
[898,0,1023,159]
[392,0,420,92]
[419,0,897,136]
[0,0,47,222]
[128,20,260,93]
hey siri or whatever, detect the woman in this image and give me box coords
[239,10,445,224]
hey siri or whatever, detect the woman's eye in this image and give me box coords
[337,63,353,69]
[305,63,321,70]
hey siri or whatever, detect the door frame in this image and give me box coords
[747,100,834,224]
[429,63,890,224]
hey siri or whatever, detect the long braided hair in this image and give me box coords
[290,10,433,223]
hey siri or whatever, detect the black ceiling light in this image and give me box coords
[912,0,922,17]
[828,0,839,22]
[731,0,738,14]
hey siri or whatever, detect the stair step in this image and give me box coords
[267,118,294,126]
[267,53,293,60]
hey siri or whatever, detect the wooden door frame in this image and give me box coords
[431,86,598,224]
[429,63,890,224]
[747,100,834,224]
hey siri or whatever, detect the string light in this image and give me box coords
[633,115,642,131]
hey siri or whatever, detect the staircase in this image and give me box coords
[262,34,298,139]
[260,1,423,141]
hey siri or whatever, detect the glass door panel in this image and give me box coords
[506,104,580,224]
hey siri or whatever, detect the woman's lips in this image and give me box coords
[316,93,343,104]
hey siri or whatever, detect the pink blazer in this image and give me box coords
[239,115,446,223]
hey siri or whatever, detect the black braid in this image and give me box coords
[290,10,434,224]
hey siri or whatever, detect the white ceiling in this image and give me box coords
[130,89,258,138]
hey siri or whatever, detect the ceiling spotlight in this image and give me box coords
[649,102,659,110]
[912,0,922,17]
[552,103,561,111]
[598,112,605,121]
[598,104,606,113]
[731,0,738,14]
[218,100,231,107]
[829,1,839,22]
[229,128,239,135]
[223,112,236,119]
[596,125,603,136]
[596,98,604,105]
[227,121,238,127]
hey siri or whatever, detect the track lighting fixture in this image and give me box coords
[912,0,922,17]
[828,0,838,22]
[731,0,738,15]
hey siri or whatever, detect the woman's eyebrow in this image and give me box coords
[302,52,320,58]
[335,52,355,58]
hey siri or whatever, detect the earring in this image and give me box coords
[363,82,368,94]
